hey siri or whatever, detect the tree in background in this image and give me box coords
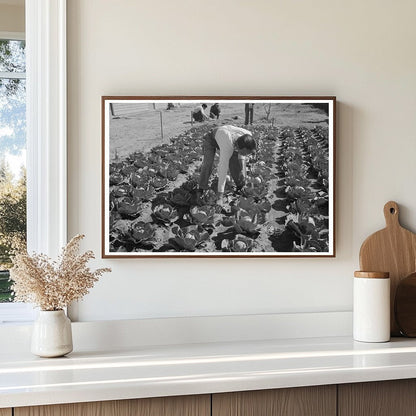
[0,161,26,302]
[0,39,27,302]
[0,161,26,269]
[0,39,26,157]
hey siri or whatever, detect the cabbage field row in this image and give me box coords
[108,123,330,254]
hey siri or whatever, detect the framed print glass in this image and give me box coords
[102,96,336,257]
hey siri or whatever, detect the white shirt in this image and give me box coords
[214,125,252,193]
[192,105,208,118]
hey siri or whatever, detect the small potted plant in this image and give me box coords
[10,234,111,358]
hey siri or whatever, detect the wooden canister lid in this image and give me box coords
[354,271,389,279]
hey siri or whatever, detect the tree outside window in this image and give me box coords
[0,38,27,302]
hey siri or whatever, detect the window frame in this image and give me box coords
[0,0,67,323]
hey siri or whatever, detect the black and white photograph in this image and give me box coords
[102,97,335,257]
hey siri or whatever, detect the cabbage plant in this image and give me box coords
[151,177,168,190]
[153,203,179,224]
[221,234,254,252]
[232,209,259,235]
[117,197,142,219]
[185,205,216,226]
[169,188,192,206]
[131,186,155,202]
[110,172,124,186]
[171,225,209,251]
[131,221,156,246]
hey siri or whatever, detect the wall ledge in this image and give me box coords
[0,311,352,353]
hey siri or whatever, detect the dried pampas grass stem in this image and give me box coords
[10,234,111,311]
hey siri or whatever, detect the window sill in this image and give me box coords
[0,303,36,324]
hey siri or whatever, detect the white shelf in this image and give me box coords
[2,335,416,408]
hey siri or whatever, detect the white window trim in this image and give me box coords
[26,0,67,257]
[0,72,26,79]
[0,31,25,40]
[0,0,67,324]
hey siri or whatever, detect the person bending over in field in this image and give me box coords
[198,125,256,204]
[209,103,221,119]
[192,104,210,122]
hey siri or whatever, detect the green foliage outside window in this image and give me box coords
[0,39,27,302]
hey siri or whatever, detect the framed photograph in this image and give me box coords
[102,96,336,257]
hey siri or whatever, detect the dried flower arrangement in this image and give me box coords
[10,235,111,311]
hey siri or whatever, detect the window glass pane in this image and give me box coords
[0,40,25,73]
[0,66,26,303]
[0,78,26,155]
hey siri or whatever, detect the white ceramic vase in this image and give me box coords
[31,310,73,357]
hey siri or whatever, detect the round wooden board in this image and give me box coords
[395,272,416,337]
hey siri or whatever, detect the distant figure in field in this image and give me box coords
[192,104,210,122]
[245,103,254,125]
[209,103,221,119]
[166,103,175,110]
[198,125,257,204]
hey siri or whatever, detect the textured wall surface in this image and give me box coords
[67,0,416,322]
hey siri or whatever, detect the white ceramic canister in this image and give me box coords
[353,271,390,343]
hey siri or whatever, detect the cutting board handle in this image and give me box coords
[384,201,400,228]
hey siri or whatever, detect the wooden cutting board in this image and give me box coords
[359,201,416,336]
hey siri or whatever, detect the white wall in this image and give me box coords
[67,0,416,322]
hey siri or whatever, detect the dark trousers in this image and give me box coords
[193,110,204,122]
[198,129,245,191]
[245,104,254,125]
[210,105,220,119]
